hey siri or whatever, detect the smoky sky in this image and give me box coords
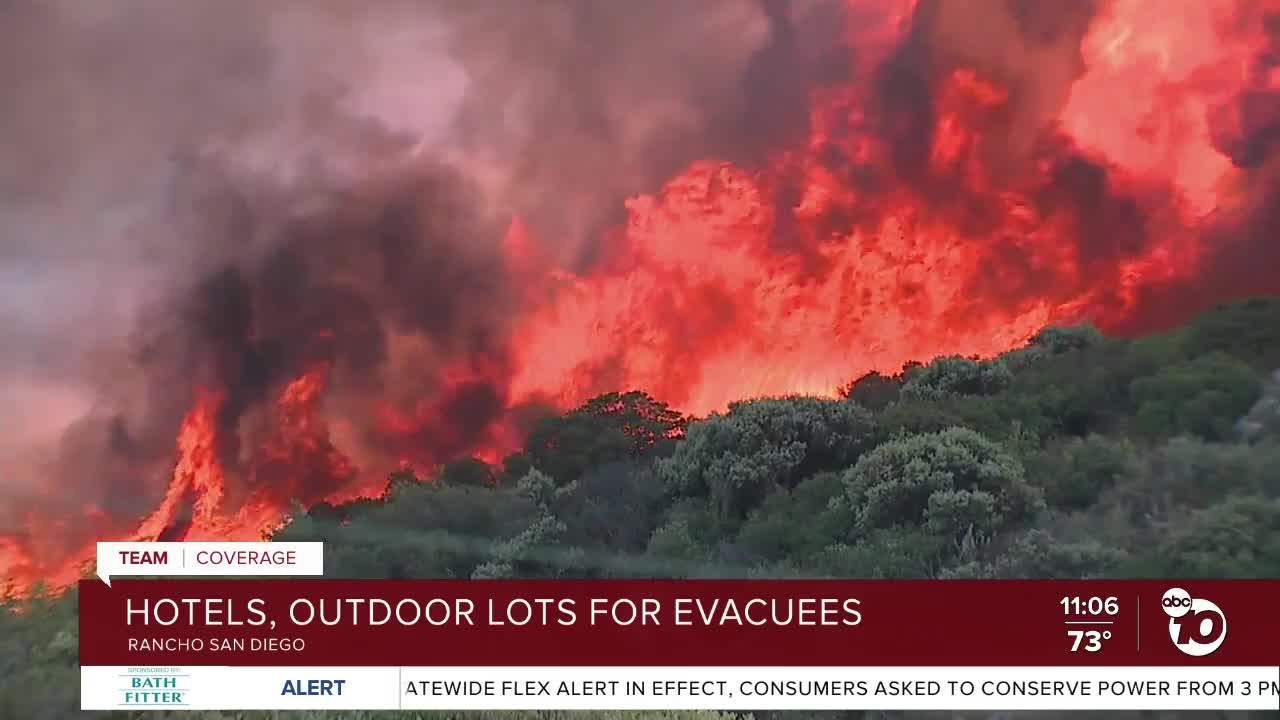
[0,0,825,524]
[4,0,1279,544]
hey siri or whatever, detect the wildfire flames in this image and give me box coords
[4,0,1280,596]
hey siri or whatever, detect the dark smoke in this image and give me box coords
[1124,170,1280,333]
[436,0,844,268]
[4,0,1280,570]
[0,0,796,543]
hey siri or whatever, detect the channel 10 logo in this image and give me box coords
[1161,587,1227,657]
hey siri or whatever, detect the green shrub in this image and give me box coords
[813,529,952,578]
[1145,496,1280,578]
[657,397,876,522]
[900,356,1013,400]
[838,371,902,411]
[1029,323,1105,355]
[841,428,1042,544]
[1130,352,1262,440]
[1109,438,1280,521]
[1179,296,1280,368]
[1030,435,1138,510]
[942,529,1130,579]
[734,472,854,563]
[516,392,687,485]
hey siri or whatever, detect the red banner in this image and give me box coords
[79,579,1279,666]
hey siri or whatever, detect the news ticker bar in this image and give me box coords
[82,666,1280,711]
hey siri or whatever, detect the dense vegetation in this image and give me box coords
[3,297,1280,720]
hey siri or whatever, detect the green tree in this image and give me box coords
[1130,352,1262,440]
[996,323,1104,374]
[1000,335,1161,438]
[813,529,952,578]
[552,460,666,556]
[841,427,1042,544]
[0,589,81,720]
[942,529,1130,579]
[1109,438,1280,525]
[472,469,577,578]
[1179,296,1280,368]
[1030,323,1105,355]
[646,499,718,570]
[439,456,497,487]
[734,472,854,563]
[1145,496,1280,578]
[657,396,877,523]
[513,391,687,485]
[1029,434,1137,510]
[875,398,970,437]
[276,480,542,579]
[838,370,902,411]
[899,355,1013,401]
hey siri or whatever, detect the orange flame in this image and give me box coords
[6,0,1280,597]
[3,365,380,596]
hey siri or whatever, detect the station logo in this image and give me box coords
[1161,587,1227,657]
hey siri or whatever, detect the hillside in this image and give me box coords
[276,296,1280,583]
[3,296,1280,720]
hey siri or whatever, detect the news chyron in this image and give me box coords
[77,572,1279,712]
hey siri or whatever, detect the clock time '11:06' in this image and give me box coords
[1061,596,1119,616]
[1061,596,1118,653]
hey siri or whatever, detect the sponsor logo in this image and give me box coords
[120,667,189,707]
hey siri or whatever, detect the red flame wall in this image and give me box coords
[4,0,1280,595]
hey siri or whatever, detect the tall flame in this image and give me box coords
[5,0,1280,596]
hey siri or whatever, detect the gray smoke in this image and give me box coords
[0,0,795,542]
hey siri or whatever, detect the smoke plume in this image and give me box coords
[3,0,1280,591]
[0,0,791,583]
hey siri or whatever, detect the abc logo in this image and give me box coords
[1162,588,1227,657]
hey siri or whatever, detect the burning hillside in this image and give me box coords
[3,0,1280,595]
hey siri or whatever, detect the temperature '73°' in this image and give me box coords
[1068,629,1112,652]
